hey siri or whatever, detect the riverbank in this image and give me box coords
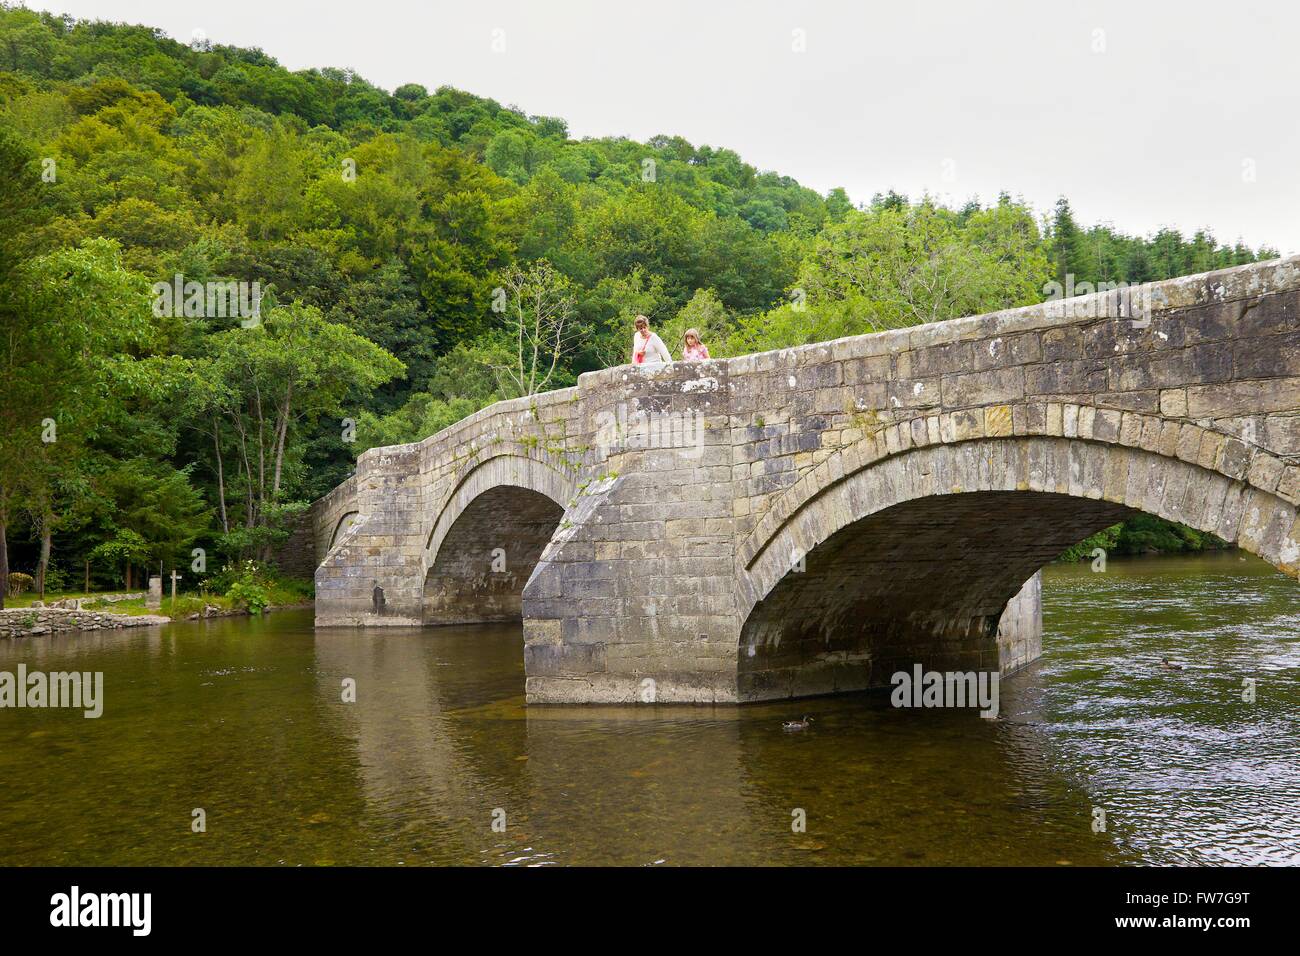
[178,601,314,621]
[0,600,315,638]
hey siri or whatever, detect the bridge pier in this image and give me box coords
[309,256,1300,703]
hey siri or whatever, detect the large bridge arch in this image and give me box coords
[742,417,1299,601]
[421,453,574,625]
[736,433,1298,701]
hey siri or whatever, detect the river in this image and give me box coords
[1,552,1296,866]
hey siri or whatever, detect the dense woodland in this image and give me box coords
[0,5,1277,603]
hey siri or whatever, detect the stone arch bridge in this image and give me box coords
[308,256,1300,703]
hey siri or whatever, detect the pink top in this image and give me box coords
[683,343,710,361]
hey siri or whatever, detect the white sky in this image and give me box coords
[32,0,1300,254]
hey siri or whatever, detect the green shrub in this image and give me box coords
[1057,516,1229,562]
[7,572,35,595]
[42,566,71,592]
[223,560,272,614]
[1057,525,1121,563]
[266,578,313,605]
[226,579,270,614]
[201,563,243,595]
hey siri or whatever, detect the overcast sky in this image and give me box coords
[33,0,1300,254]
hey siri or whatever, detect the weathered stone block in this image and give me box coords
[1160,388,1188,417]
[942,368,1025,408]
[1247,453,1284,493]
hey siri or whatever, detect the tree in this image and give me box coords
[0,127,43,603]
[0,229,152,606]
[491,260,577,397]
[202,302,404,559]
[0,7,55,74]
[825,187,853,222]
[92,459,210,584]
[512,167,578,267]
[328,259,434,408]
[232,124,309,241]
[22,442,92,600]
[88,528,150,592]
[484,129,532,183]
[798,199,1048,328]
[1051,197,1084,285]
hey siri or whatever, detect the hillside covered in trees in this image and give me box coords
[0,4,1278,601]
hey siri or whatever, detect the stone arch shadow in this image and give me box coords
[327,511,360,551]
[421,454,574,626]
[736,435,1299,702]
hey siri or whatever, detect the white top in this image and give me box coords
[632,330,673,366]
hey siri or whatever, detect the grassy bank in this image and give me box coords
[4,577,314,621]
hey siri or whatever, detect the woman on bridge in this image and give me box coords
[631,315,672,367]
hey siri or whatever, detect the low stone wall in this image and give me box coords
[37,592,146,610]
[0,608,171,638]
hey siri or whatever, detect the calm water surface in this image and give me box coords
[2,552,1296,866]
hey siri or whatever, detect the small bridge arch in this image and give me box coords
[421,453,575,625]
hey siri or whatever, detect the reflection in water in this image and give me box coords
[0,552,1295,865]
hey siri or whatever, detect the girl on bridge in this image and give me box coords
[682,328,710,361]
[632,315,673,366]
